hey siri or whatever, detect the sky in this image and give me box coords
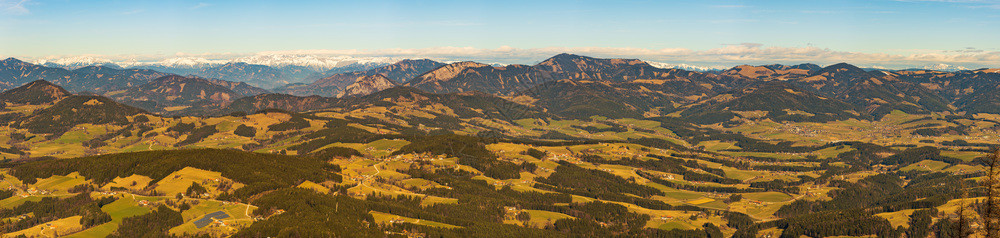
[1,0,998,69]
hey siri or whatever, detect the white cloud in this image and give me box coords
[0,0,30,15]
[21,45,1000,70]
[191,2,212,9]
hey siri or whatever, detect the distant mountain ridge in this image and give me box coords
[198,62,290,89]
[276,59,445,97]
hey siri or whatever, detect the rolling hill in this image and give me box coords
[17,95,147,134]
[0,80,72,105]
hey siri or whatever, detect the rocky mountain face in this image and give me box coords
[721,64,817,80]
[405,62,550,95]
[337,74,396,98]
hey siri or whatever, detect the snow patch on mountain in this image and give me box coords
[232,54,400,71]
[34,56,117,69]
[922,63,969,71]
[646,61,727,72]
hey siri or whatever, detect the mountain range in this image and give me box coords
[3,54,999,124]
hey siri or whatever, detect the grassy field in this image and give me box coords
[744,192,793,203]
[297,181,331,194]
[169,199,256,237]
[0,196,43,209]
[370,211,461,229]
[101,175,153,191]
[33,172,89,193]
[152,167,244,198]
[875,209,917,229]
[504,209,574,228]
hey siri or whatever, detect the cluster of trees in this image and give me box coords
[233,124,256,137]
[879,146,966,167]
[175,125,218,147]
[267,114,311,131]
[11,149,339,201]
[521,148,547,160]
[0,193,114,233]
[109,205,182,238]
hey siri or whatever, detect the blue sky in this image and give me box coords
[1,0,998,68]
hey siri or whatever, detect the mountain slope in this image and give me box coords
[794,63,951,118]
[680,81,862,124]
[282,59,444,97]
[955,84,1000,114]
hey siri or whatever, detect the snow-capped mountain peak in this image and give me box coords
[921,63,969,72]
[646,61,727,72]
[232,54,400,71]
[33,56,117,69]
